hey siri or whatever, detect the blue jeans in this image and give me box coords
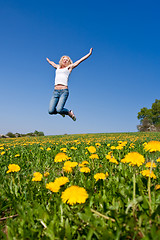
[48,89,69,115]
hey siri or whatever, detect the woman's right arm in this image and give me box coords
[46,58,58,69]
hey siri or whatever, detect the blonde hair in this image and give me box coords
[59,56,73,67]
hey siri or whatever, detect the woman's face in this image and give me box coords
[62,57,70,66]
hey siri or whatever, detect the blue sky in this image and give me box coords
[0,0,160,135]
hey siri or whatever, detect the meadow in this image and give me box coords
[0,132,160,239]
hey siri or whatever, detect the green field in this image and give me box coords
[0,132,160,239]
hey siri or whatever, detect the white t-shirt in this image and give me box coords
[55,66,70,86]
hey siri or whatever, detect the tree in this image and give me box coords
[137,99,160,132]
[6,132,16,138]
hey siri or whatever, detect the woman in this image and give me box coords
[46,48,93,121]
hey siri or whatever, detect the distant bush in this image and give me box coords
[3,131,45,138]
[6,132,16,138]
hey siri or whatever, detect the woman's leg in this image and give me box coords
[56,90,76,121]
[56,89,69,115]
[48,90,59,114]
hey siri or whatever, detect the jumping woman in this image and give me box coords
[46,48,93,121]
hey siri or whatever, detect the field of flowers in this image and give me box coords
[0,132,160,239]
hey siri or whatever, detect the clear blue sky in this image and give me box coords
[0,0,160,135]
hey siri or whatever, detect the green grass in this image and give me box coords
[0,132,160,239]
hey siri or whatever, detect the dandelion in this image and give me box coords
[95,143,101,147]
[81,161,89,165]
[54,176,69,186]
[44,172,50,177]
[144,141,160,152]
[110,146,116,150]
[63,166,72,173]
[106,154,111,160]
[94,173,106,181]
[46,182,60,192]
[89,154,99,159]
[87,146,96,153]
[70,147,77,150]
[40,147,44,150]
[145,162,156,168]
[1,151,5,155]
[106,172,109,177]
[109,157,118,164]
[6,164,20,173]
[80,167,91,173]
[61,186,88,205]
[60,148,67,152]
[155,185,160,190]
[156,157,160,162]
[64,161,78,168]
[121,152,145,167]
[32,172,43,181]
[15,154,20,157]
[140,170,157,179]
[54,152,71,162]
[47,147,51,151]
[116,145,123,150]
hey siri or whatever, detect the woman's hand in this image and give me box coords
[89,48,93,55]
[46,58,58,68]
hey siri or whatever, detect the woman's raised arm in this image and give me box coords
[46,58,58,69]
[71,48,93,69]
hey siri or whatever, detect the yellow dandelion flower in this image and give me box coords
[87,146,96,153]
[40,147,44,150]
[106,154,111,160]
[46,182,60,192]
[47,147,51,151]
[80,167,91,173]
[6,164,20,173]
[1,151,5,155]
[60,148,67,152]
[78,163,84,167]
[116,145,123,150]
[106,172,109,177]
[95,143,101,147]
[107,144,110,147]
[140,170,157,179]
[89,154,99,159]
[121,152,145,167]
[110,146,116,150]
[109,157,118,164]
[94,173,106,181]
[61,186,88,205]
[70,147,77,150]
[155,185,160,190]
[54,152,71,162]
[156,157,160,162]
[144,141,160,152]
[81,161,89,165]
[54,176,69,186]
[15,154,20,157]
[63,166,73,173]
[44,172,50,177]
[32,172,43,181]
[64,161,78,168]
[145,162,156,168]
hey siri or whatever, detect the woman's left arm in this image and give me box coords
[71,48,93,69]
